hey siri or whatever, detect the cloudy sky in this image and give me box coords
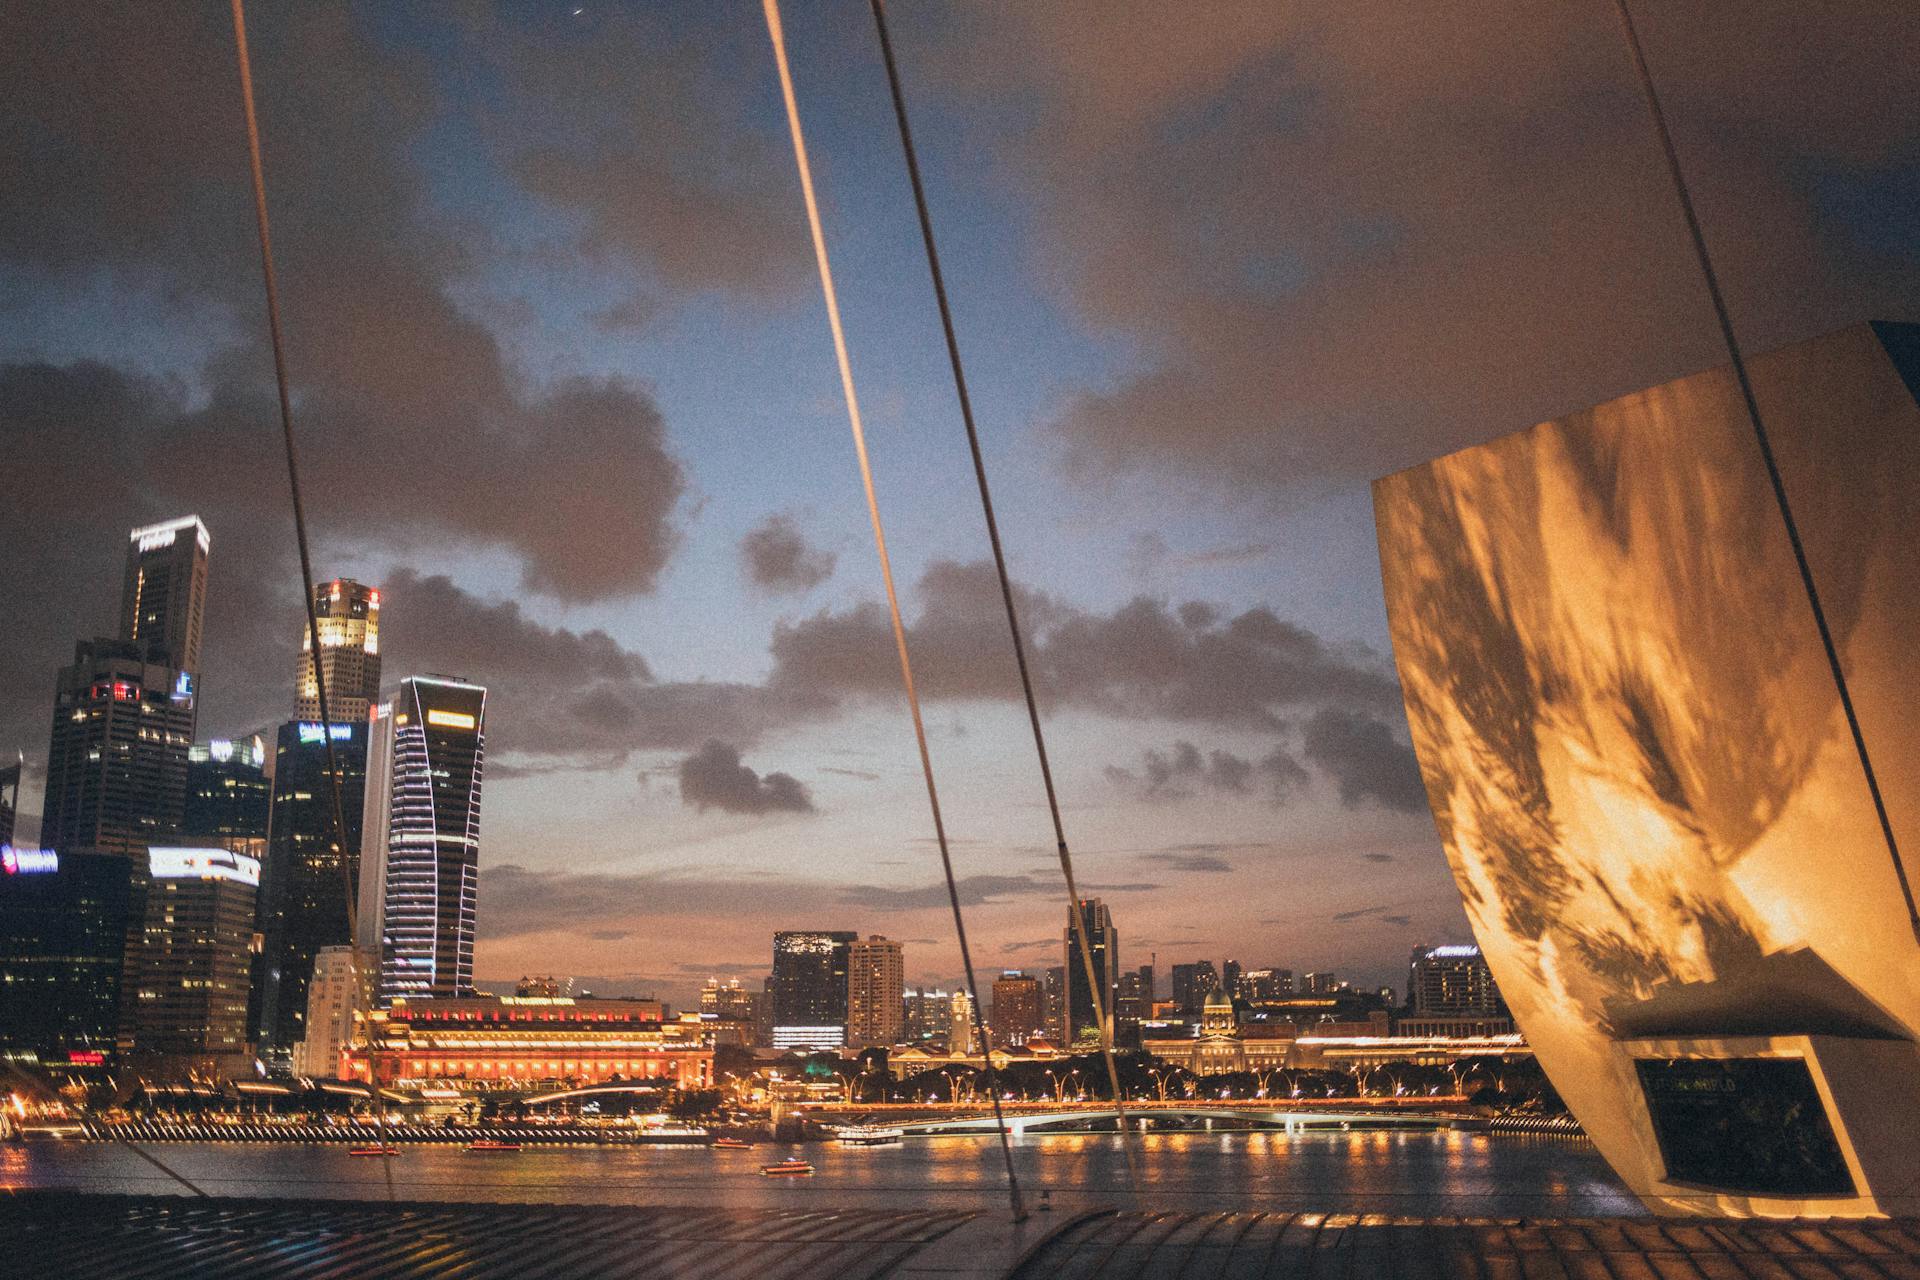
[4,3,1915,1005]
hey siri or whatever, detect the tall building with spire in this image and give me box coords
[40,517,207,861]
[358,677,487,1004]
[296,579,381,723]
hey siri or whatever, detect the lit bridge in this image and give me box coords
[849,1107,1461,1137]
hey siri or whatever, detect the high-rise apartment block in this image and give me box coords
[296,579,382,723]
[1064,898,1118,1046]
[1408,944,1504,1016]
[903,987,953,1049]
[253,719,369,1063]
[769,929,854,1049]
[291,945,360,1079]
[359,678,488,1004]
[125,846,259,1057]
[846,935,905,1048]
[990,971,1044,1047]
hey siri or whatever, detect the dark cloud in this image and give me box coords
[584,929,631,942]
[1363,853,1396,864]
[821,766,881,782]
[740,514,836,595]
[837,875,1157,911]
[1301,708,1428,813]
[1331,904,1416,927]
[927,4,1920,497]
[1106,739,1310,806]
[472,5,806,299]
[677,740,814,816]
[480,863,835,941]
[1141,852,1235,874]
[378,571,805,763]
[771,560,1399,727]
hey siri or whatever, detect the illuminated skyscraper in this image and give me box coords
[183,735,271,856]
[948,989,980,1056]
[251,719,369,1065]
[126,846,259,1057]
[1064,898,1118,1046]
[296,579,381,723]
[358,677,488,1004]
[120,515,209,674]
[990,971,1044,1047]
[1408,944,1504,1017]
[0,848,132,1066]
[769,930,854,1049]
[845,935,904,1048]
[40,518,207,861]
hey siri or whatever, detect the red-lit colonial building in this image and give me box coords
[343,996,712,1089]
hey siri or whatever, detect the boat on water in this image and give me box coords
[759,1158,815,1177]
[466,1139,522,1152]
[713,1137,753,1150]
[348,1144,402,1157]
[835,1126,903,1147]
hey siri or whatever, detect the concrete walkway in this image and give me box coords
[5,1192,1919,1277]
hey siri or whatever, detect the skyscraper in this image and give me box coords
[39,640,196,860]
[990,971,1044,1047]
[845,935,904,1048]
[252,719,369,1064]
[769,930,854,1049]
[183,736,271,856]
[358,678,488,1004]
[0,847,132,1066]
[296,579,382,723]
[1172,961,1220,1015]
[1408,944,1505,1017]
[125,846,259,1057]
[40,517,208,861]
[0,755,19,850]
[120,515,210,674]
[1064,898,1117,1047]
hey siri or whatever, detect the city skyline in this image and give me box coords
[4,5,1915,1010]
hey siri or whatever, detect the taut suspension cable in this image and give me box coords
[1611,0,1919,941]
[229,0,392,1196]
[762,0,1026,1222]
[866,0,1138,1181]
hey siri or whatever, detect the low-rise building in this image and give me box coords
[344,995,712,1089]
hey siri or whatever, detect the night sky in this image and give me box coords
[4,3,1915,1005]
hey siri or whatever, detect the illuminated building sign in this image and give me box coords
[1,846,59,875]
[425,709,477,730]
[296,722,356,744]
[148,846,261,887]
[171,670,194,704]
[67,1051,106,1066]
[129,514,210,555]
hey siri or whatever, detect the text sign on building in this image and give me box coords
[148,846,261,887]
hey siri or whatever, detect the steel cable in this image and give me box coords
[762,0,1026,1222]
[865,0,1139,1186]
[227,0,391,1200]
